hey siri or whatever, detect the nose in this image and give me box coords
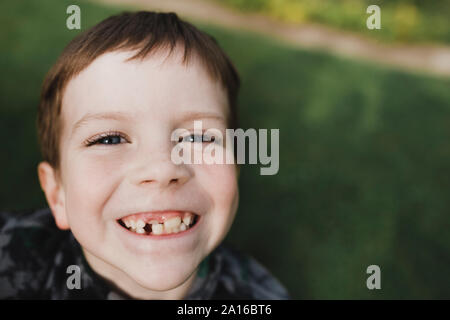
[129,153,192,189]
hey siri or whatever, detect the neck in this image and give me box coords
[82,249,198,300]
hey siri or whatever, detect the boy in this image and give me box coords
[0,11,288,299]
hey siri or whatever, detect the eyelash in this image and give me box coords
[84,131,129,147]
[178,133,217,143]
[84,131,218,147]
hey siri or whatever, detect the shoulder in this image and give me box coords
[0,207,66,299]
[0,207,63,256]
[213,244,290,300]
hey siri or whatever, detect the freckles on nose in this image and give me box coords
[129,157,192,188]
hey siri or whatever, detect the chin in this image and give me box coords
[122,257,200,293]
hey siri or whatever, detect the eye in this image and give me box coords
[85,132,128,146]
[178,134,216,143]
[97,135,124,145]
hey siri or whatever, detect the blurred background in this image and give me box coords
[1,0,450,299]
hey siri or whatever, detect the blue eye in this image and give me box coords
[85,132,127,146]
[179,134,215,143]
[98,135,123,145]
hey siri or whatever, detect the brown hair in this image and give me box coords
[37,11,240,171]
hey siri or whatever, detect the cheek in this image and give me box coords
[196,163,239,242]
[199,163,238,205]
[62,152,124,236]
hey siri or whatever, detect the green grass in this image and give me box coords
[213,0,450,44]
[1,0,450,299]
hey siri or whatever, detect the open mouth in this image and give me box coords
[117,211,199,236]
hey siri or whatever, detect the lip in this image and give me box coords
[118,210,197,224]
[113,217,201,255]
[114,213,202,241]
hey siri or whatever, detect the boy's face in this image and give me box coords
[40,48,238,297]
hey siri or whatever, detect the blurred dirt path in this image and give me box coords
[93,0,450,77]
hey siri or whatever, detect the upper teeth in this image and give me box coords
[152,223,164,235]
[121,213,195,235]
[164,217,181,230]
[183,215,192,226]
[136,220,145,229]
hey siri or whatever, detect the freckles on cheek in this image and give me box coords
[198,164,239,249]
[199,163,238,211]
[64,154,124,223]
[73,154,120,186]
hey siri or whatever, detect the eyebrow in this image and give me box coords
[177,111,226,124]
[71,110,227,136]
[71,111,132,136]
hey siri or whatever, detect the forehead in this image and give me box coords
[61,48,228,129]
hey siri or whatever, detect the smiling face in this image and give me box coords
[38,48,239,299]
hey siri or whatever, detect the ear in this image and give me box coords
[37,162,69,230]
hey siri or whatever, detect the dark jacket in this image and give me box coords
[0,208,289,299]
